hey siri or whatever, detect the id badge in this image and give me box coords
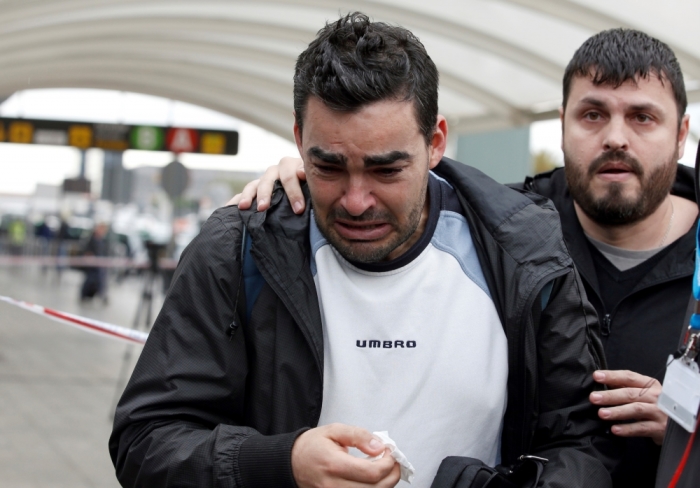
[658,356,700,433]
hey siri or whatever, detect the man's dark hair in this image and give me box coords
[562,28,687,123]
[293,12,439,145]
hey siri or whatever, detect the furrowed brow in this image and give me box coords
[578,97,606,108]
[308,147,347,165]
[364,151,411,167]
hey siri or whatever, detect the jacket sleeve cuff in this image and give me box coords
[237,428,309,488]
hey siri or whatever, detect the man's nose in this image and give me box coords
[602,116,630,152]
[340,177,375,216]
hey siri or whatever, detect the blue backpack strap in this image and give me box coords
[540,280,554,310]
[240,225,265,326]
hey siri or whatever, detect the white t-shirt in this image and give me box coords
[311,175,508,487]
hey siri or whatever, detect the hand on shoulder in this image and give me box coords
[227,157,306,213]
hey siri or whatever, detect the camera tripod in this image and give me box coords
[108,261,160,419]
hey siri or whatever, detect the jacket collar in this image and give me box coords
[433,157,572,270]
[239,183,325,371]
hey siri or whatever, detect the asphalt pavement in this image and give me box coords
[0,265,164,488]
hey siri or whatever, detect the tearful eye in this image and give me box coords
[315,164,341,174]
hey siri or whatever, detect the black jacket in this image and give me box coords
[110,159,614,487]
[519,164,697,487]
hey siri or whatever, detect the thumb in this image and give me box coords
[328,425,385,456]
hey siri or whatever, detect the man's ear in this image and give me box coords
[559,106,565,152]
[293,114,304,156]
[677,113,690,160]
[428,115,448,169]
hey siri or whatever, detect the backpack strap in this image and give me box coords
[240,225,265,326]
[227,225,266,340]
[540,280,554,310]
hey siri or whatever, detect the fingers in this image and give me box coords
[292,424,398,488]
[606,414,668,445]
[592,398,668,444]
[331,450,398,485]
[593,369,660,389]
[596,400,665,422]
[255,166,282,211]
[326,424,385,457]
[228,179,261,210]
[590,383,661,406]
[226,194,243,206]
[278,157,306,214]
[229,157,305,213]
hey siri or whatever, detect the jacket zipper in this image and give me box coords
[592,272,690,339]
[601,314,611,337]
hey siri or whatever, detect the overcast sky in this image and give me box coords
[0,88,698,195]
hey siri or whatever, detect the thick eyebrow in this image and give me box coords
[577,97,662,115]
[307,147,411,167]
[577,97,606,109]
[363,151,411,167]
[627,103,662,114]
[308,146,347,165]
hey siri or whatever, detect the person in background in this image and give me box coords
[80,222,109,303]
[35,217,53,273]
[55,216,71,282]
[8,217,26,256]
[233,28,696,487]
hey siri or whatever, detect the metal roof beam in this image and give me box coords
[504,0,700,78]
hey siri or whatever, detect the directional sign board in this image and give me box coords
[0,117,238,155]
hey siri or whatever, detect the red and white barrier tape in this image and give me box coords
[0,295,148,345]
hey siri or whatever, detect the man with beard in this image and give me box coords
[111,13,613,488]
[233,29,697,487]
[526,30,696,487]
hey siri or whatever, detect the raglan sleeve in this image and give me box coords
[108,207,306,488]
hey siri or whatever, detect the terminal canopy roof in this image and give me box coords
[0,0,698,141]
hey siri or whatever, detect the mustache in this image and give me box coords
[588,150,643,177]
[328,207,394,223]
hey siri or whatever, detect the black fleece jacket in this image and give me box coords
[518,164,697,488]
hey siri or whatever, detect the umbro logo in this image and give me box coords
[356,340,416,348]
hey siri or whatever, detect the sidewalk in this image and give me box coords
[0,266,163,487]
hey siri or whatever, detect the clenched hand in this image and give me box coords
[292,423,400,488]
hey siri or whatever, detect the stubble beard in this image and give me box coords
[564,148,677,226]
[313,175,429,264]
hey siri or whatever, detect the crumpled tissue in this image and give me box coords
[367,431,415,484]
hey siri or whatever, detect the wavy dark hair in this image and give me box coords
[293,12,439,145]
[563,28,686,123]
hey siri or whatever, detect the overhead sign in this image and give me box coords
[0,117,238,155]
[166,128,199,153]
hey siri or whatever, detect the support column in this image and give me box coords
[101,151,133,203]
[78,150,87,178]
